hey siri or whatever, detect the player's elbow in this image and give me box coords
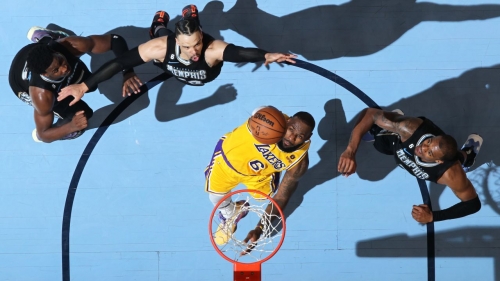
[471,196,481,214]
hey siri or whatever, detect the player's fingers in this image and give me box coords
[128,82,140,94]
[133,76,143,85]
[57,92,68,101]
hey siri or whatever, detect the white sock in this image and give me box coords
[208,193,235,219]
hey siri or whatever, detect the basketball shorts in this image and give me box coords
[204,138,281,199]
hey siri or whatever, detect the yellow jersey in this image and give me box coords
[220,118,310,176]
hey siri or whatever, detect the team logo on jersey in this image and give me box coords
[254,144,285,169]
[409,144,414,149]
[170,54,175,60]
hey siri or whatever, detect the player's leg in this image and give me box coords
[149,10,173,39]
[205,140,249,244]
[27,26,68,43]
[459,134,483,172]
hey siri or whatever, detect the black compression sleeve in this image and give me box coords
[432,196,481,222]
[110,34,134,75]
[222,44,267,63]
[84,47,145,91]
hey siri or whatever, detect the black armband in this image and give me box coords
[222,44,267,63]
[432,196,481,222]
[84,47,145,91]
[110,34,134,75]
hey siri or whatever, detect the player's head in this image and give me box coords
[26,44,71,79]
[415,134,458,163]
[281,112,315,149]
[175,19,203,62]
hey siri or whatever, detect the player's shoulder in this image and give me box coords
[439,161,467,185]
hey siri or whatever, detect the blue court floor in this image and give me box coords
[1,0,500,280]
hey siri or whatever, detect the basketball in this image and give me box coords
[248,107,287,144]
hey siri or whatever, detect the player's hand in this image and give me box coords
[58,83,89,106]
[69,111,88,131]
[264,53,297,66]
[240,226,263,256]
[411,204,433,223]
[337,148,357,177]
[122,72,143,97]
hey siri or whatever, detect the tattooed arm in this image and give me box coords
[240,154,309,255]
[338,108,422,177]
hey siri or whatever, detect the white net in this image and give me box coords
[210,192,285,263]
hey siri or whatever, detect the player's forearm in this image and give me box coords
[346,108,377,152]
[109,34,135,75]
[37,123,77,143]
[84,47,145,91]
[432,196,481,222]
[222,44,267,63]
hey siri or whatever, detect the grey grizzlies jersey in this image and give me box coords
[393,117,456,182]
[155,32,223,86]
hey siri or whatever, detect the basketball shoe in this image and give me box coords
[461,134,483,173]
[27,26,69,43]
[362,109,404,142]
[181,4,201,27]
[214,200,250,245]
[149,10,170,39]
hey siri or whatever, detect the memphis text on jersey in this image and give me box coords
[396,149,430,180]
[166,65,207,80]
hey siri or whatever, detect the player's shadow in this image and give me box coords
[218,0,500,62]
[283,63,500,222]
[356,227,500,279]
[47,22,237,129]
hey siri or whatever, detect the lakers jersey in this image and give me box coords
[221,118,310,176]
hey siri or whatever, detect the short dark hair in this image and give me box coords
[26,44,55,74]
[438,134,458,162]
[175,19,201,37]
[293,111,316,131]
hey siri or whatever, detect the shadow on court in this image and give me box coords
[220,0,500,61]
[356,227,500,280]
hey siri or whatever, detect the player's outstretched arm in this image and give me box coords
[62,34,144,97]
[411,164,481,223]
[209,40,296,66]
[240,154,309,255]
[58,37,168,105]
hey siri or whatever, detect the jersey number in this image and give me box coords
[249,160,265,172]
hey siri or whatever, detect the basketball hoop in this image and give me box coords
[208,189,286,281]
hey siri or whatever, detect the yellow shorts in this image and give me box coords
[204,139,280,199]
